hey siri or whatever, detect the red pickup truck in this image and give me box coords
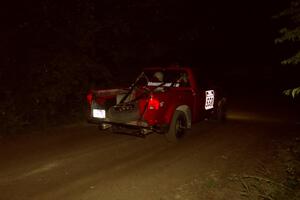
[87,66,226,141]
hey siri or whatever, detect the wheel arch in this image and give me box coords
[175,105,192,128]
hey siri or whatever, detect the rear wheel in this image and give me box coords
[165,110,187,142]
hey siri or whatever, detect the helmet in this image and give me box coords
[154,71,164,82]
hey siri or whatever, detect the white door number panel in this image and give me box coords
[205,90,214,110]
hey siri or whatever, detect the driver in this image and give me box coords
[177,72,189,87]
[153,71,164,82]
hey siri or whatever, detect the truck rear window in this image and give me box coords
[143,69,190,87]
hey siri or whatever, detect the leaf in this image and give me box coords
[292,87,300,98]
[283,89,293,96]
[283,87,300,98]
[281,51,300,65]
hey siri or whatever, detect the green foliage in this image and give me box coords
[0,52,113,134]
[275,1,300,97]
[283,87,300,98]
[275,27,300,44]
[0,0,114,134]
[281,51,300,65]
[276,1,300,65]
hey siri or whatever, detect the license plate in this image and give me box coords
[92,109,106,118]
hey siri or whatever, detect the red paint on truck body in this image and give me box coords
[87,66,210,129]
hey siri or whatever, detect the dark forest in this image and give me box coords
[0,0,297,132]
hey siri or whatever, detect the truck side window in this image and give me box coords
[177,72,190,87]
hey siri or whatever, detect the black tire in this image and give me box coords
[214,97,227,122]
[165,110,187,142]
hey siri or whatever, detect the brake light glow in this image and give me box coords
[148,97,160,110]
[87,93,93,105]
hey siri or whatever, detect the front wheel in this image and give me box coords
[165,110,187,142]
[213,97,227,122]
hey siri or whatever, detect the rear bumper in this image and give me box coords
[87,117,168,133]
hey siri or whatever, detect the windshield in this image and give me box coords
[137,69,190,87]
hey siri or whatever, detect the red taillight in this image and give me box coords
[148,97,160,110]
[87,93,93,105]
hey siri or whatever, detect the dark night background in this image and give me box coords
[0,0,298,132]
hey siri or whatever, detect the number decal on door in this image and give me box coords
[205,90,214,110]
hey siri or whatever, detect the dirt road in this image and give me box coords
[0,95,299,200]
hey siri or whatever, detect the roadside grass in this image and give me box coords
[0,108,86,137]
[230,136,300,200]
